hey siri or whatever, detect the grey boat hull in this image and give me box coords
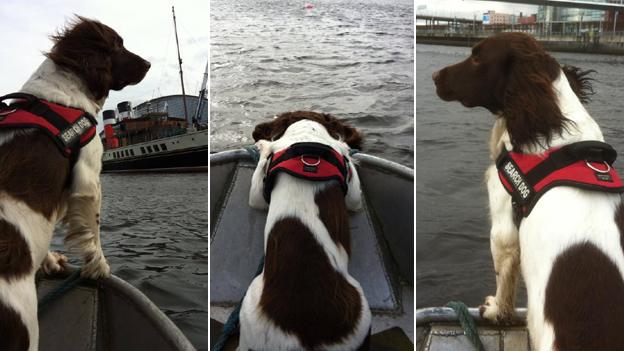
[37,267,195,351]
[210,149,414,348]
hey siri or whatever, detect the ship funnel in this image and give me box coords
[117,101,133,120]
[103,109,119,148]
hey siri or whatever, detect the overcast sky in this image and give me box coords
[416,0,538,19]
[0,0,208,121]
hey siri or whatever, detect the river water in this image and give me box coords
[417,43,624,308]
[210,0,414,167]
[51,173,208,350]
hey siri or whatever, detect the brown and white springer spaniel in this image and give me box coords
[239,112,372,350]
[0,17,149,350]
[433,32,624,350]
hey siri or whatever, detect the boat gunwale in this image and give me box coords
[416,307,527,327]
[209,148,414,179]
[40,265,196,351]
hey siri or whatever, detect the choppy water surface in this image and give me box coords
[52,173,207,350]
[417,43,624,308]
[210,0,414,166]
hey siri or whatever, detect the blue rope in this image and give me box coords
[38,268,83,315]
[446,301,485,351]
[212,256,265,351]
[244,145,260,163]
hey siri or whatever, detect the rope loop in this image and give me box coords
[244,145,260,163]
[38,268,84,315]
[446,301,485,351]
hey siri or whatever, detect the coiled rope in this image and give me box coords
[446,301,485,351]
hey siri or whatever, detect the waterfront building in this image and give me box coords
[537,1,605,34]
[483,10,512,25]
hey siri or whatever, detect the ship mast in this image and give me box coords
[194,59,208,124]
[172,6,191,131]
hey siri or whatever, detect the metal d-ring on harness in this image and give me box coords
[300,154,322,167]
[586,160,611,173]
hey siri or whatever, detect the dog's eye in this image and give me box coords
[471,48,481,63]
[471,53,481,64]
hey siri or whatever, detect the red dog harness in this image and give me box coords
[263,142,351,203]
[0,93,97,159]
[497,141,624,221]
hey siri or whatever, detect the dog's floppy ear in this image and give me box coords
[46,16,116,100]
[337,122,363,150]
[252,119,285,141]
[500,41,569,150]
[320,113,363,150]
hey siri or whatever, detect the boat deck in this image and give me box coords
[210,149,414,348]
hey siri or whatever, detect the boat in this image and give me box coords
[101,6,208,173]
[101,99,208,173]
[416,307,529,351]
[37,266,195,351]
[209,149,414,350]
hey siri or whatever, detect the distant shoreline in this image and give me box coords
[416,35,624,55]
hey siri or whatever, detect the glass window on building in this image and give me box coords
[160,143,167,151]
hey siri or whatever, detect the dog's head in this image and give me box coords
[432,32,594,150]
[252,111,363,211]
[252,111,363,150]
[46,16,151,101]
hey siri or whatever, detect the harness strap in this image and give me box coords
[524,141,617,185]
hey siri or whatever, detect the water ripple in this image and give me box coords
[210,0,414,167]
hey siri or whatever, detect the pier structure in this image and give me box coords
[417,0,624,51]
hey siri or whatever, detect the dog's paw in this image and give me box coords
[479,296,515,324]
[255,140,272,158]
[41,251,68,275]
[81,255,111,279]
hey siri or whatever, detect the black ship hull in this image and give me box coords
[103,145,207,173]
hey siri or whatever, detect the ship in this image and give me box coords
[101,7,207,173]
[101,95,207,173]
